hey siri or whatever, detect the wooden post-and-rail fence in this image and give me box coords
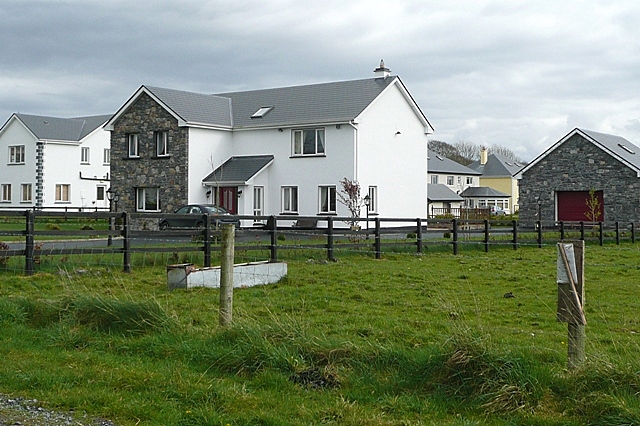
[0,209,637,276]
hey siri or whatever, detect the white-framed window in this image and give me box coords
[292,128,325,156]
[447,176,454,185]
[281,186,298,213]
[466,176,473,185]
[368,186,378,213]
[127,134,139,157]
[55,184,70,202]
[136,187,160,211]
[20,183,32,202]
[9,146,25,164]
[253,186,264,217]
[96,186,105,201]
[430,175,438,184]
[318,185,336,214]
[81,147,90,164]
[103,148,110,165]
[155,131,168,157]
[1,184,11,202]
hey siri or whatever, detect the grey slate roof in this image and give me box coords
[14,113,111,141]
[468,153,525,177]
[428,184,464,202]
[517,128,640,177]
[145,86,233,127]
[215,77,398,129]
[202,155,274,184]
[459,186,510,198]
[428,150,481,175]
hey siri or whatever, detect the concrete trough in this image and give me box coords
[167,261,287,290]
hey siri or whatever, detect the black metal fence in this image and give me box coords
[0,209,636,275]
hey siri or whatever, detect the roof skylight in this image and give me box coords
[618,143,636,155]
[251,106,273,118]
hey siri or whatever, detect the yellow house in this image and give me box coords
[467,148,525,213]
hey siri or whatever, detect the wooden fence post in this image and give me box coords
[580,221,585,240]
[557,241,586,370]
[374,217,381,259]
[615,222,620,245]
[599,221,604,246]
[203,214,212,268]
[632,222,636,244]
[25,210,35,276]
[219,224,235,327]
[483,219,489,253]
[512,220,518,250]
[327,216,334,262]
[537,220,543,248]
[269,215,277,262]
[452,218,458,255]
[416,218,423,254]
[560,221,565,240]
[122,212,131,273]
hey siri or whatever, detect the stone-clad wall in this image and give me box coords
[109,92,189,215]
[519,134,640,224]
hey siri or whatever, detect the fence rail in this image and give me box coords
[0,209,636,275]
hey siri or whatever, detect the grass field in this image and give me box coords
[0,242,639,425]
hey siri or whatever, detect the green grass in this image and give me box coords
[0,244,639,425]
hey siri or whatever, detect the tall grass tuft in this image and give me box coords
[61,296,173,336]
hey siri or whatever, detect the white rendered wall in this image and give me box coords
[356,82,429,219]
[187,127,233,204]
[0,119,38,207]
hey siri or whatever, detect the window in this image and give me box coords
[430,175,438,184]
[155,131,168,156]
[96,186,105,201]
[21,184,32,202]
[9,146,25,164]
[251,106,273,118]
[281,186,298,213]
[292,129,325,156]
[1,184,11,202]
[81,147,90,164]
[55,184,70,202]
[253,186,264,217]
[127,134,139,157]
[447,176,454,185]
[466,176,473,185]
[319,186,336,213]
[103,148,110,165]
[368,186,378,213]
[136,187,159,211]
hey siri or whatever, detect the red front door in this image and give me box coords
[219,187,237,214]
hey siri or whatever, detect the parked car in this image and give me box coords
[489,206,510,216]
[159,204,239,229]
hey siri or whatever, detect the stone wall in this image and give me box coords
[109,92,189,218]
[519,134,640,223]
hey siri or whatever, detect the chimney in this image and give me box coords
[480,147,488,165]
[374,59,391,79]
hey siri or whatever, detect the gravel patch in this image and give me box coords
[0,394,116,426]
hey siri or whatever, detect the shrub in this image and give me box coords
[45,223,61,231]
[0,241,9,266]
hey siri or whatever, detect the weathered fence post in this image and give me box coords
[557,241,586,370]
[560,221,565,240]
[537,220,543,248]
[374,217,381,259]
[122,212,131,273]
[269,215,277,262]
[452,218,458,255]
[599,221,604,246]
[615,222,620,245]
[25,210,35,276]
[416,218,423,254]
[512,220,518,250]
[219,224,235,327]
[483,219,489,253]
[327,216,334,262]
[203,214,212,267]
[632,222,636,244]
[580,221,585,240]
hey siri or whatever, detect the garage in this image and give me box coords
[556,190,604,222]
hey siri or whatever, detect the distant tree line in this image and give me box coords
[428,140,525,166]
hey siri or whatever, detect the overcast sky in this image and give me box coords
[1,0,639,161]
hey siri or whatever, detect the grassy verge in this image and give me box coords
[0,244,639,425]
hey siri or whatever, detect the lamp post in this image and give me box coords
[363,194,371,238]
[106,188,118,246]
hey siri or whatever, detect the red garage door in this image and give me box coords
[557,191,604,222]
